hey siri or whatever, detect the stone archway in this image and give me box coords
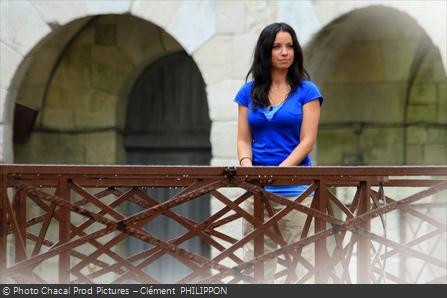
[304,6,447,279]
[1,1,218,164]
[304,6,447,166]
[6,11,212,282]
[13,14,188,165]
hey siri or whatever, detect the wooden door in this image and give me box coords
[125,51,211,282]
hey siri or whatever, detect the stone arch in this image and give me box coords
[13,13,210,164]
[304,6,447,165]
[3,7,214,282]
[1,1,217,163]
[307,1,447,72]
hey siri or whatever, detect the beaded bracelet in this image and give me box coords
[239,157,252,165]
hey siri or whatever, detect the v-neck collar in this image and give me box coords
[261,92,292,122]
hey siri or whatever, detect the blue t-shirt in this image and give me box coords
[234,80,323,197]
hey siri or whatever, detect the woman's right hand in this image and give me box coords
[240,158,253,167]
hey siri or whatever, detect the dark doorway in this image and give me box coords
[125,51,211,282]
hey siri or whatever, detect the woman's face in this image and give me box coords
[271,31,294,71]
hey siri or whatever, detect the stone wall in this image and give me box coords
[2,1,446,166]
[14,15,182,164]
[406,46,447,164]
[0,0,446,283]
[309,6,447,165]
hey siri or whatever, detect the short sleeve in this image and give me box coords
[233,82,252,107]
[301,81,323,106]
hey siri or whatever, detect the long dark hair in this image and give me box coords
[246,22,309,109]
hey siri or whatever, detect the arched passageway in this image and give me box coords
[12,14,211,282]
[125,51,211,282]
[305,6,446,166]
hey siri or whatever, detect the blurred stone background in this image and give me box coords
[1,0,446,283]
[1,0,445,167]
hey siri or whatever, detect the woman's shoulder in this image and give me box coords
[235,81,254,98]
[297,80,323,104]
[300,80,319,90]
[239,80,254,92]
[291,80,320,97]
[234,81,254,106]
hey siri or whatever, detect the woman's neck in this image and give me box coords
[270,69,288,88]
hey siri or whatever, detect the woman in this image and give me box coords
[234,22,323,283]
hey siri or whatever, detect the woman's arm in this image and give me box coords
[279,100,321,167]
[237,105,253,167]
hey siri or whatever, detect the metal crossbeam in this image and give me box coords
[0,165,445,284]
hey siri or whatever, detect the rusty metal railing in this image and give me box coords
[0,165,446,284]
